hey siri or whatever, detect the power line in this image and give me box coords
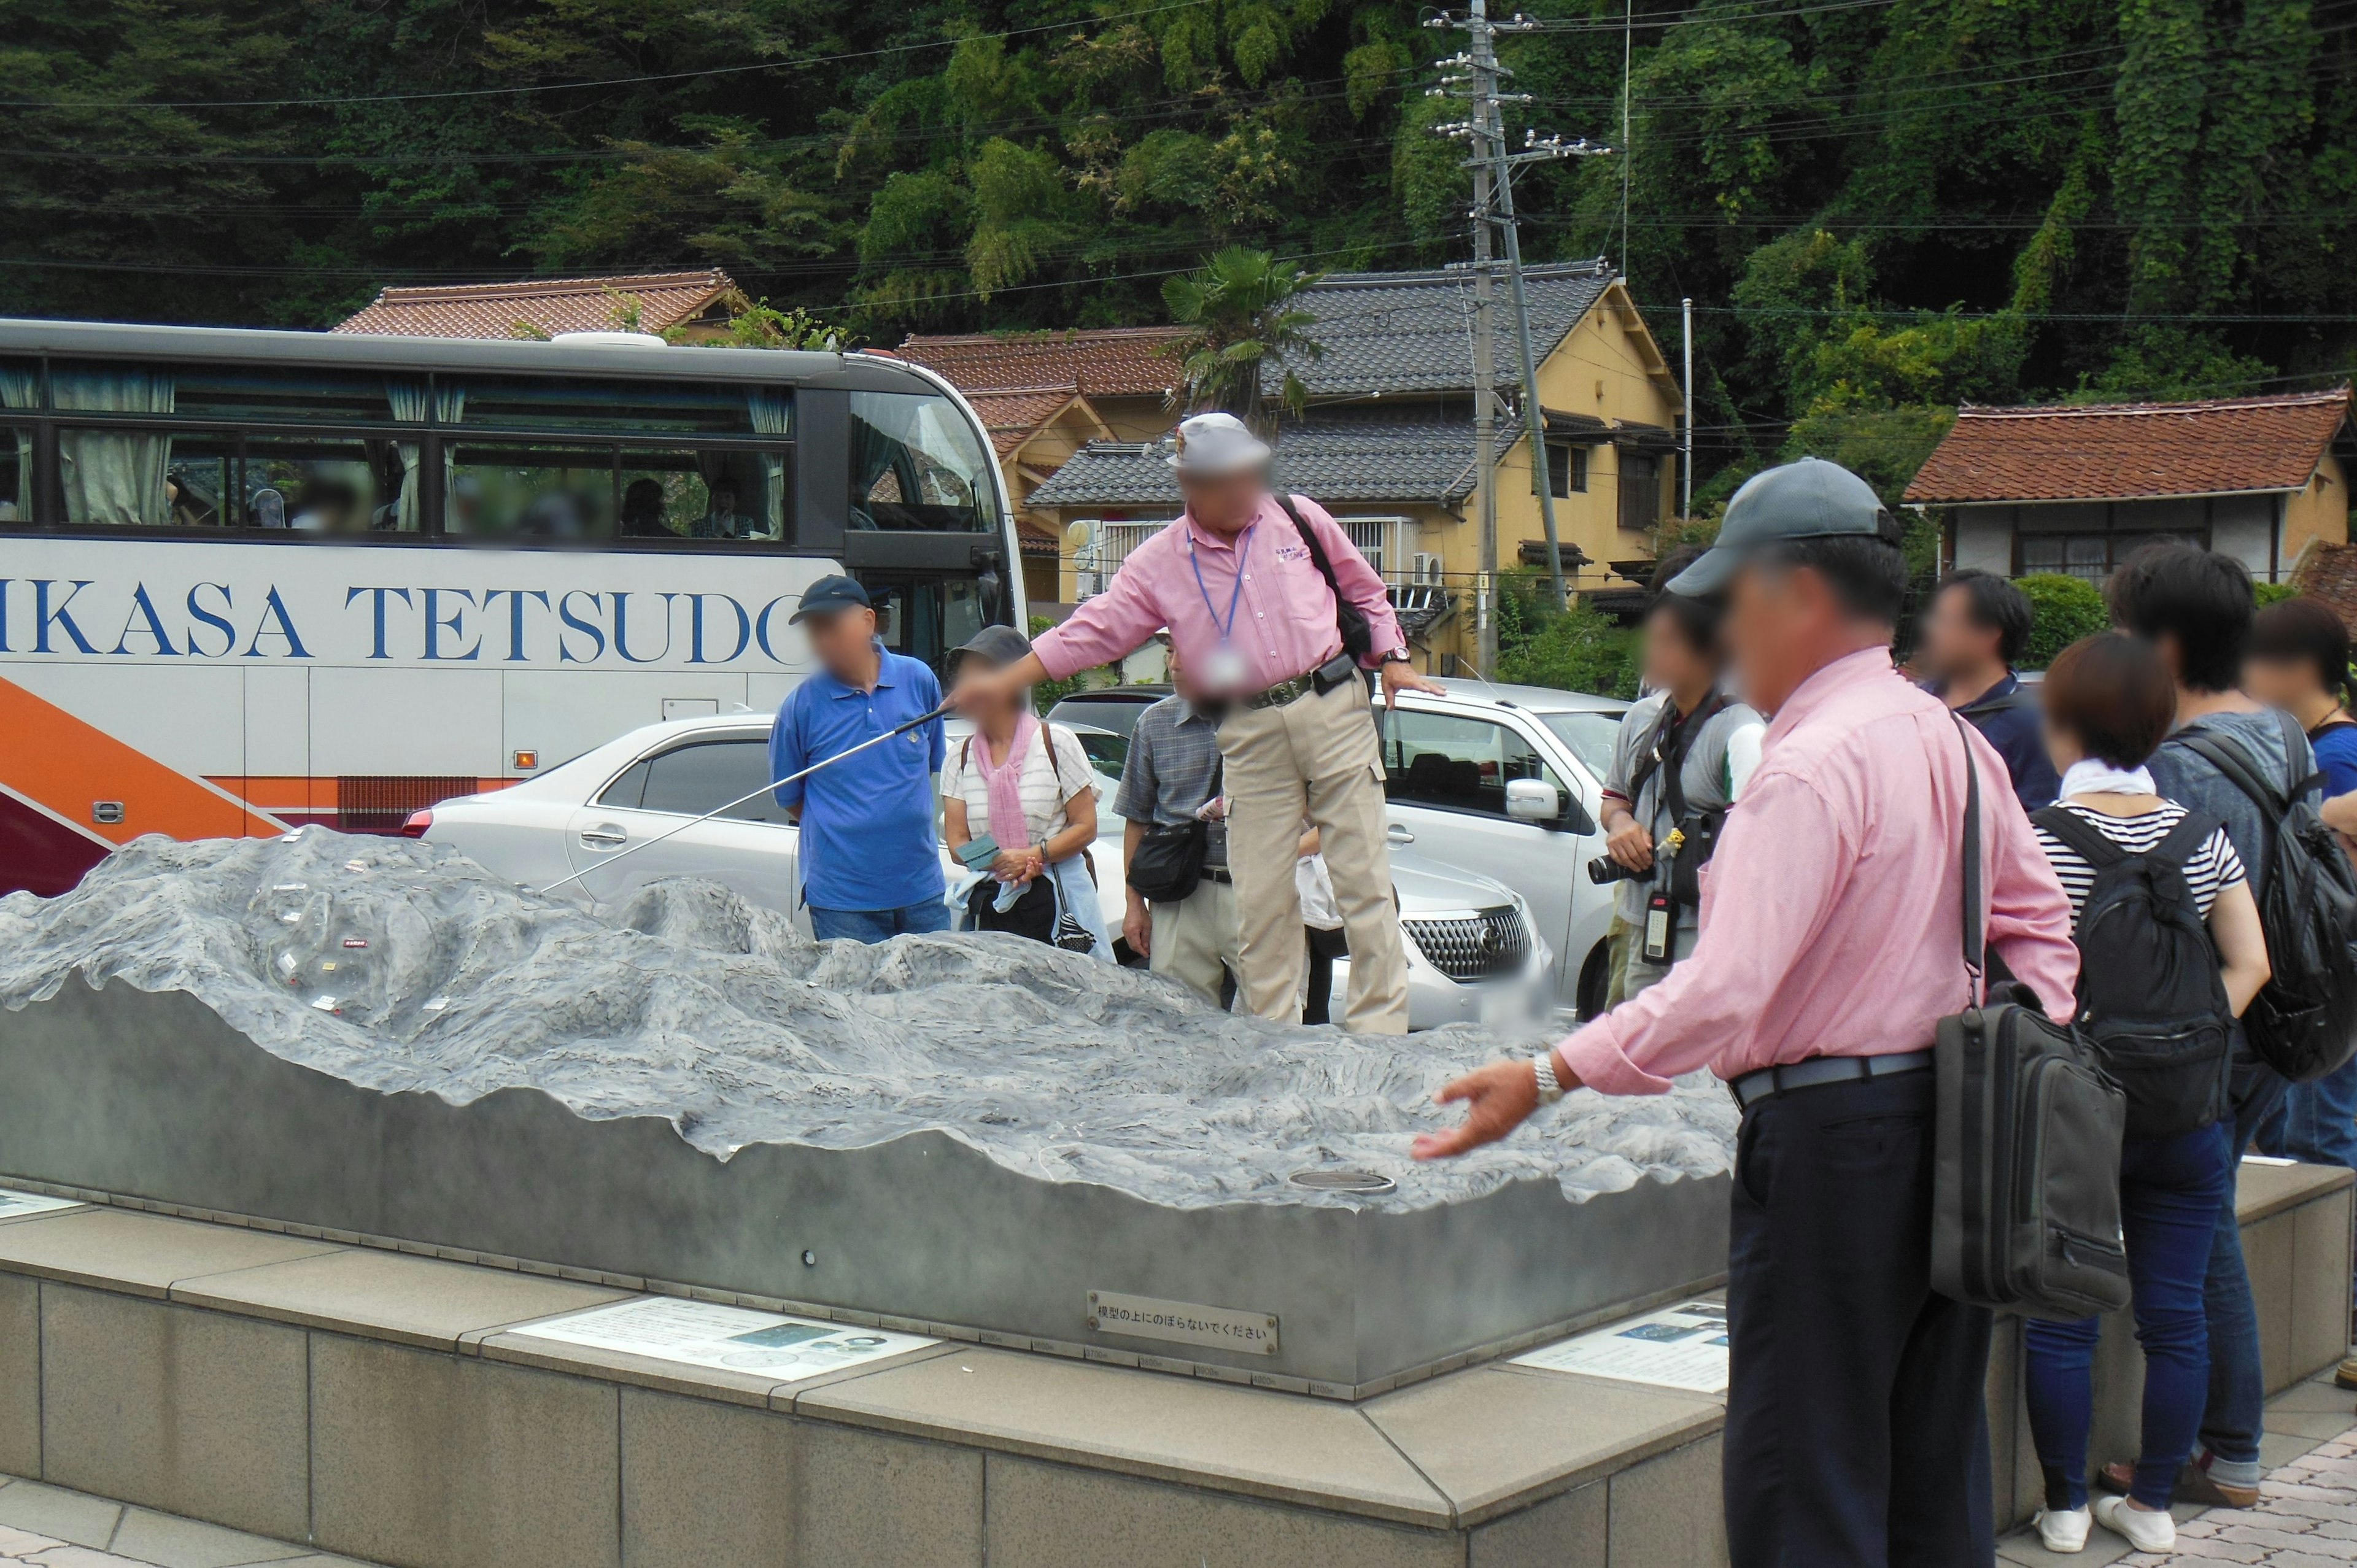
[0,0,1218,112]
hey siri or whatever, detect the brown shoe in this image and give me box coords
[2098,1457,2260,1510]
[2334,1353,2357,1390]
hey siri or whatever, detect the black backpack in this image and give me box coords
[2031,807,2235,1139]
[2176,713,2357,1083]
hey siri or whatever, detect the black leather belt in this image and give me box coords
[1728,1049,1933,1110]
[1200,866,1233,884]
[1239,652,1361,711]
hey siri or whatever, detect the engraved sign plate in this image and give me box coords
[1087,1290,1279,1355]
[0,1188,82,1221]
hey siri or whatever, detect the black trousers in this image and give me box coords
[1725,1070,1994,1568]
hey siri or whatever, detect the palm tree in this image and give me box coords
[1161,247,1325,432]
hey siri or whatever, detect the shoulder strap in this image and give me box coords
[2278,706,2326,798]
[2175,729,2291,818]
[1660,693,1730,822]
[1951,713,1985,998]
[2150,810,2226,869]
[2030,805,2131,871]
[1956,686,2040,719]
[1273,493,1344,597]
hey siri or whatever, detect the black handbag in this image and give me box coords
[1126,755,1221,903]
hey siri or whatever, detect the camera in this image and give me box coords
[1585,855,1640,886]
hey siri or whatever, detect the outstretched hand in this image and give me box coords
[1412,1054,1569,1160]
[1380,659,1448,701]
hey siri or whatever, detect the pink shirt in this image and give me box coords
[1558,646,2079,1095]
[1033,494,1408,687]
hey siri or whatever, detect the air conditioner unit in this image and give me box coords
[1412,553,1446,584]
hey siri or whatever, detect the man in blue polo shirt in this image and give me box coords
[771,576,950,941]
[1919,568,2060,809]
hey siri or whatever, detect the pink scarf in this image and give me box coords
[977,709,1040,855]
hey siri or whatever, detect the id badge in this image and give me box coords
[1202,644,1250,692]
[1643,890,1674,964]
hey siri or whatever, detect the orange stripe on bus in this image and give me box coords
[0,674,284,844]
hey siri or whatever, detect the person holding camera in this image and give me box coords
[1594,547,1765,1001]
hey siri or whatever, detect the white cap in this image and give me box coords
[1165,411,1272,477]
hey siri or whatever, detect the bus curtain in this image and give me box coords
[387,380,466,532]
[749,388,788,539]
[52,369,174,527]
[0,366,31,517]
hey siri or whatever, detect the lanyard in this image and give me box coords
[1186,522,1255,648]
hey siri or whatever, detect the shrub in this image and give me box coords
[2016,574,2110,670]
[1494,577,1641,698]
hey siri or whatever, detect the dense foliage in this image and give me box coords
[4,0,2352,498]
[2016,573,2113,668]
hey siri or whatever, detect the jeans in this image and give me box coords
[2024,1119,2234,1510]
[808,898,953,943]
[1724,1070,1992,1568]
[2197,1056,2290,1477]
[2257,1054,2357,1170]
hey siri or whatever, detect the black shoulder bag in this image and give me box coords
[1126,749,1221,903]
[1930,713,2131,1319]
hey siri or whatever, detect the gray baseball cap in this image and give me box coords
[1666,457,1891,597]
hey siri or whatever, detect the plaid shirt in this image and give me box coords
[1114,695,1228,868]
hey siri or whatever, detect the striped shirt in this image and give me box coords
[2032,801,2247,922]
[940,723,1097,851]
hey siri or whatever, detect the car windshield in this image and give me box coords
[1536,709,1624,779]
[1047,697,1157,738]
[1067,728,1129,775]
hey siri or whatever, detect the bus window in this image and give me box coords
[58,427,220,528]
[616,449,786,542]
[243,434,414,534]
[164,446,232,528]
[462,378,784,438]
[447,445,615,539]
[849,392,993,533]
[175,367,393,425]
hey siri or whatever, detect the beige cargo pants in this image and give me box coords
[1216,677,1409,1034]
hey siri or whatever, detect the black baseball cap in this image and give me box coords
[946,623,1034,678]
[788,574,872,624]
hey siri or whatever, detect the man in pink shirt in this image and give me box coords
[953,411,1443,1032]
[1417,458,2078,1568]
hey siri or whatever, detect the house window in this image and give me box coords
[1537,440,1588,498]
[1617,450,1659,533]
[2018,531,2207,583]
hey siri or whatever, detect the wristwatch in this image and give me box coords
[1378,648,1413,666]
[1533,1049,1567,1105]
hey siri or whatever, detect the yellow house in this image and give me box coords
[1019,263,1686,670]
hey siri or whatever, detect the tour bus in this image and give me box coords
[0,319,1023,897]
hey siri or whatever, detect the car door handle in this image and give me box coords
[1386,825,1415,844]
[579,825,627,848]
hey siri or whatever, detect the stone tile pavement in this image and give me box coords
[0,1475,380,1568]
[2000,1371,2357,1568]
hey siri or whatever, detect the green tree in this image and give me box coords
[2017,575,2112,670]
[1161,247,1326,428]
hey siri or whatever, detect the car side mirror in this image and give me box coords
[1504,779,1560,824]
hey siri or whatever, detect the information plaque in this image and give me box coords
[1511,1300,1729,1394]
[0,1188,82,1222]
[511,1297,933,1383]
[1087,1289,1279,1355]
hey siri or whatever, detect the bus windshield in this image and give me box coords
[849,391,993,533]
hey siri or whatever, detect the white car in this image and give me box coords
[414,711,1550,1030]
[1376,679,1632,1018]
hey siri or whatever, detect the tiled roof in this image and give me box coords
[969,387,1085,457]
[1025,411,1512,509]
[899,328,1186,400]
[1905,388,2353,504]
[2293,542,2357,632]
[335,271,737,340]
[1272,262,1616,397]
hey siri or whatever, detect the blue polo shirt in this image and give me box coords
[771,647,946,912]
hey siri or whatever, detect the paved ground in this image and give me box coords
[1999,1370,2357,1567]
[0,1477,377,1568]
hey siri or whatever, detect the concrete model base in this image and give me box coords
[0,1162,2341,1568]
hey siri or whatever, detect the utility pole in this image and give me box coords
[1681,295,1693,520]
[1465,0,1500,676]
[1430,10,1612,620]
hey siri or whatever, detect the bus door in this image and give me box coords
[837,389,1016,666]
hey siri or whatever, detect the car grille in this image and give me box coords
[1403,907,1530,982]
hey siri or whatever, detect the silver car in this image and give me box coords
[416,712,1549,1030]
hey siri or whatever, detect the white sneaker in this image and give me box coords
[2093,1494,2176,1551]
[2033,1506,2091,1553]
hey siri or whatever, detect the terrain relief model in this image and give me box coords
[0,832,1737,1390]
[0,831,1735,1208]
